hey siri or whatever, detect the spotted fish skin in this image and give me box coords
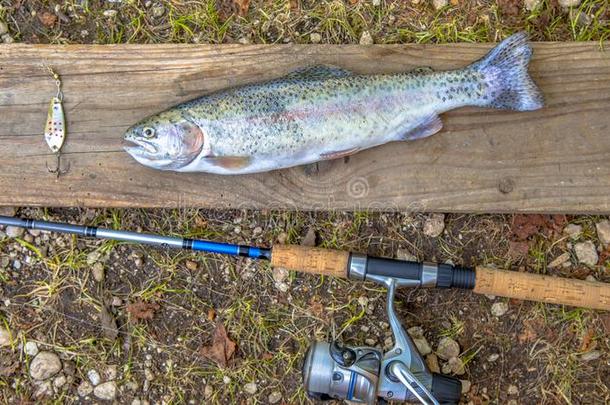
[124,32,543,174]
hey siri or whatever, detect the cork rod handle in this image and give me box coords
[270,245,349,278]
[474,267,610,310]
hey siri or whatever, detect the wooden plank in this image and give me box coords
[0,42,609,212]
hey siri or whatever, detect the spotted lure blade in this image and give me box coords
[124,32,544,175]
[44,96,65,153]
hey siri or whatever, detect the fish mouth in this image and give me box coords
[123,137,158,156]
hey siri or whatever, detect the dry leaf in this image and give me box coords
[200,322,236,367]
[207,308,216,321]
[0,362,19,377]
[580,328,595,352]
[233,0,250,16]
[100,305,119,341]
[38,11,57,27]
[508,241,529,259]
[127,301,160,321]
[518,319,541,344]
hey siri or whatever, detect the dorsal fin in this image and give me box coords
[285,65,353,80]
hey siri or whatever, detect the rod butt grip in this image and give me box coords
[271,245,349,278]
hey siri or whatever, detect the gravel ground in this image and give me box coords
[0,1,609,404]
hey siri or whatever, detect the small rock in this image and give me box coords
[383,336,394,351]
[407,326,424,339]
[448,357,465,375]
[185,260,198,271]
[595,220,610,246]
[310,32,321,44]
[86,251,102,265]
[507,384,519,395]
[151,4,165,17]
[372,0,381,5]
[103,9,117,18]
[268,391,282,404]
[0,21,8,35]
[425,353,440,373]
[491,302,509,317]
[301,228,316,247]
[204,384,214,399]
[0,327,11,346]
[559,0,581,6]
[487,353,500,362]
[77,380,93,397]
[111,296,123,306]
[30,352,62,380]
[441,362,451,375]
[574,241,598,267]
[6,226,24,238]
[53,374,67,389]
[564,223,582,240]
[548,252,571,269]
[92,262,104,282]
[364,338,377,346]
[273,266,289,284]
[580,350,601,361]
[397,248,417,261]
[134,257,143,267]
[412,337,432,356]
[94,381,117,400]
[34,380,53,398]
[359,31,373,45]
[0,206,16,216]
[144,367,154,381]
[28,229,41,237]
[461,379,471,394]
[25,341,39,356]
[13,260,21,270]
[436,337,460,360]
[524,0,541,10]
[243,382,257,395]
[423,214,445,237]
[87,369,101,386]
[432,0,448,9]
[104,365,118,381]
[0,33,10,43]
[252,226,263,236]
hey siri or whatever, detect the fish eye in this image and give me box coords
[142,127,155,138]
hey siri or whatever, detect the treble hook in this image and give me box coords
[46,152,70,178]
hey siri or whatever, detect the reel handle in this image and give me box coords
[473,267,610,310]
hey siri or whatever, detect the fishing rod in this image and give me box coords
[2,215,609,405]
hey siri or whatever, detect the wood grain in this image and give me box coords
[1,42,609,212]
[473,267,610,310]
[271,245,349,278]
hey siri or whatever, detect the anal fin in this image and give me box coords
[400,114,443,141]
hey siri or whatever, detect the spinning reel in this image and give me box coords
[303,277,461,405]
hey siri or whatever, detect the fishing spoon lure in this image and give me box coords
[43,65,69,177]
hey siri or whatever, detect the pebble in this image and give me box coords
[563,223,582,240]
[268,391,282,404]
[77,380,93,396]
[426,354,441,373]
[580,350,601,361]
[423,214,445,237]
[507,384,519,395]
[432,0,448,9]
[111,296,123,306]
[28,229,41,237]
[144,367,154,381]
[104,364,118,381]
[0,327,11,346]
[87,251,102,265]
[574,241,598,267]
[185,260,198,271]
[548,252,571,269]
[87,369,101,385]
[461,379,471,394]
[436,337,460,360]
[0,206,16,216]
[25,341,39,356]
[94,381,117,400]
[364,338,376,346]
[30,351,62,380]
[34,380,53,398]
[53,374,67,389]
[413,337,432,356]
[559,0,581,6]
[0,21,8,35]
[447,356,465,375]
[253,226,263,236]
[310,32,321,43]
[6,226,24,238]
[491,302,509,317]
[243,382,257,395]
[0,34,11,43]
[1,257,9,268]
[487,353,500,362]
[92,262,104,282]
[524,0,542,10]
[151,4,166,17]
[273,266,289,283]
[204,384,214,399]
[396,248,417,261]
[103,9,118,17]
[595,220,610,246]
[12,260,21,270]
[359,31,373,45]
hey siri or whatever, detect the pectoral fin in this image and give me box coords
[320,147,359,160]
[400,114,443,141]
[202,156,251,170]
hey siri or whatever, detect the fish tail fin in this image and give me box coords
[470,32,544,111]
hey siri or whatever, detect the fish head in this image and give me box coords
[123,112,206,170]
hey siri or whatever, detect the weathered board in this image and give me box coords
[0,42,609,212]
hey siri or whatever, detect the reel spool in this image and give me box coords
[302,279,462,405]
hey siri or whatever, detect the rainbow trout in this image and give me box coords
[124,33,543,174]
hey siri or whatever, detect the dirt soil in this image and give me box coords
[0,1,609,404]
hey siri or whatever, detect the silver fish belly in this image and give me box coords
[124,32,543,175]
